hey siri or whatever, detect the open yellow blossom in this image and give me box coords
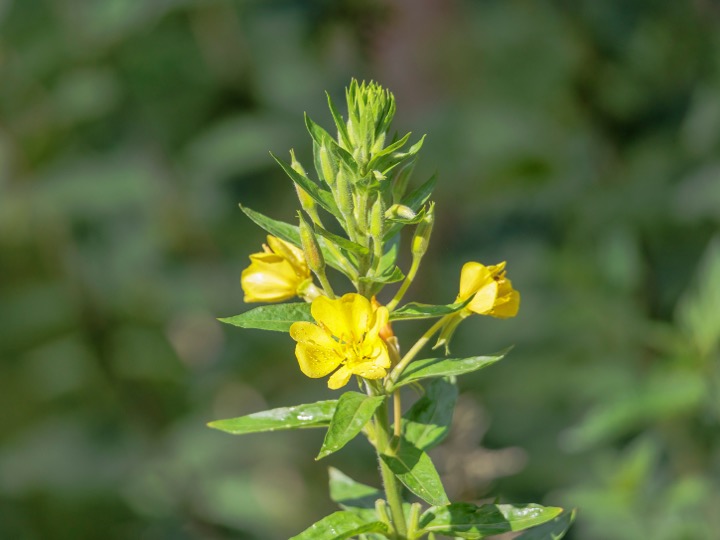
[241,236,311,303]
[457,261,520,318]
[289,294,391,389]
[436,261,519,352]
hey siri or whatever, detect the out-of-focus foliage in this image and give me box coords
[1,0,718,538]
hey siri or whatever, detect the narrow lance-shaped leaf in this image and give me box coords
[359,265,405,285]
[218,302,312,332]
[371,134,424,176]
[314,224,369,257]
[304,114,358,175]
[329,467,382,511]
[271,152,340,216]
[380,438,449,506]
[515,509,576,540]
[240,204,351,273]
[390,298,471,321]
[418,503,564,539]
[402,378,458,450]
[317,392,385,460]
[290,511,388,540]
[384,173,436,241]
[367,132,412,168]
[326,91,352,150]
[390,350,509,390]
[208,400,337,435]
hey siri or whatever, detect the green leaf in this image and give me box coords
[290,511,389,540]
[384,173,436,240]
[402,173,436,212]
[391,351,508,389]
[515,509,576,540]
[329,467,382,511]
[314,224,369,257]
[403,378,458,450]
[218,302,312,332]
[377,239,399,275]
[380,438,449,506]
[419,503,564,539]
[317,392,385,459]
[208,400,337,435]
[271,152,340,215]
[373,134,425,178]
[326,92,352,150]
[239,204,349,273]
[305,114,358,174]
[359,265,405,285]
[390,300,469,321]
[367,132,412,168]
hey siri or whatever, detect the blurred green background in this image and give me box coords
[2,0,720,538]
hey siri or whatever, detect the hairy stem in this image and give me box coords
[374,399,408,538]
[386,255,421,311]
[385,315,449,390]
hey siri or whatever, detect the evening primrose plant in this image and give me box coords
[211,80,575,540]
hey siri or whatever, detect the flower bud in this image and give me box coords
[298,214,325,273]
[411,202,434,258]
[319,144,337,187]
[385,204,416,221]
[290,150,318,220]
[335,167,354,218]
[370,195,385,244]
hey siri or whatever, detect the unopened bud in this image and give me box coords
[319,144,337,187]
[385,204,416,221]
[298,214,325,273]
[335,167,354,218]
[290,150,318,219]
[289,149,307,176]
[411,203,434,258]
[370,196,385,242]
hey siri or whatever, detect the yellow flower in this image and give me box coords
[289,294,391,389]
[241,236,311,303]
[436,261,519,352]
[457,261,520,318]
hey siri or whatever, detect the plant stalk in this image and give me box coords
[385,315,449,390]
[374,399,408,539]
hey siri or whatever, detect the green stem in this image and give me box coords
[374,399,408,539]
[386,255,421,312]
[385,316,449,391]
[316,269,336,299]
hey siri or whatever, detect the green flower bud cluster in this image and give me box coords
[272,79,433,298]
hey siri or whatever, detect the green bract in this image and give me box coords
[212,80,575,539]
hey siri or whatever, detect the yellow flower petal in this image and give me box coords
[290,293,394,389]
[265,236,308,278]
[241,254,299,302]
[350,361,388,380]
[311,293,373,340]
[458,262,492,300]
[467,280,498,315]
[328,366,353,389]
[295,342,342,378]
[488,281,520,318]
[241,238,311,303]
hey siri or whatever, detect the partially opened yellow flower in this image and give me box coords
[241,236,312,303]
[289,293,391,389]
[436,261,519,352]
[457,261,520,318]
